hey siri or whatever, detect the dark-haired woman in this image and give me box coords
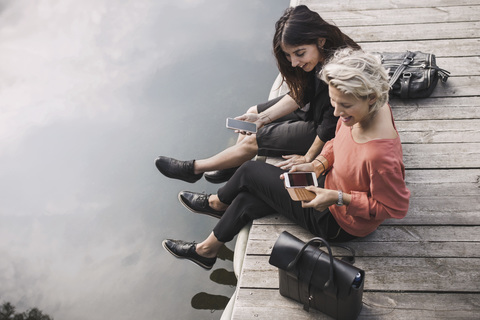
[155,5,361,184]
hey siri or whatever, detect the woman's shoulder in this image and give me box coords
[365,104,398,141]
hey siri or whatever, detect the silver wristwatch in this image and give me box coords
[336,190,344,206]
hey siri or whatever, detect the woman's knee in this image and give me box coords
[237,159,260,175]
[236,161,279,184]
[238,134,258,153]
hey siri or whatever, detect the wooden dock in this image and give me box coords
[227,0,480,319]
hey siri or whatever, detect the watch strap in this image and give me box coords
[336,190,344,206]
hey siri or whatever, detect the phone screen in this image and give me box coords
[226,118,257,133]
[287,173,315,187]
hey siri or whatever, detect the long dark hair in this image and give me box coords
[273,5,361,104]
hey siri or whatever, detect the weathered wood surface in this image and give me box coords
[231,0,480,319]
[234,290,480,320]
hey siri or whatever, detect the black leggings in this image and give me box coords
[212,161,356,243]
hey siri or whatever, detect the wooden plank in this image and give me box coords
[247,238,480,258]
[429,76,480,98]
[348,242,480,258]
[342,22,480,42]
[319,6,480,27]
[436,56,480,77]
[398,120,480,143]
[392,201,480,225]
[391,97,480,121]
[402,143,480,168]
[404,168,480,184]
[296,0,480,12]
[246,225,480,257]
[396,119,480,143]
[359,257,480,292]
[238,255,480,292]
[247,224,480,243]
[232,290,480,320]
[362,39,480,57]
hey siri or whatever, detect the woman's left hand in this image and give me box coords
[301,186,338,211]
[275,154,306,170]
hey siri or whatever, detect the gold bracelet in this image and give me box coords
[314,158,326,173]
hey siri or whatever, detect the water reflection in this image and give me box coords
[216,243,234,262]
[0,0,288,319]
[210,268,237,287]
[191,292,230,312]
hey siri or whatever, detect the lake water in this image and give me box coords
[0,0,289,319]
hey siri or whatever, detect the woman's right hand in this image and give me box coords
[301,187,338,211]
[289,162,315,173]
[278,163,314,180]
[236,113,266,133]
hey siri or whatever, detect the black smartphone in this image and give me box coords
[226,118,257,134]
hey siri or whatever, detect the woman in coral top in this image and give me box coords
[162,49,411,270]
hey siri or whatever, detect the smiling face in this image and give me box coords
[281,42,323,72]
[328,85,373,127]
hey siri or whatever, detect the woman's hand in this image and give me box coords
[235,113,261,135]
[279,162,314,180]
[290,162,315,173]
[275,155,307,170]
[301,187,338,211]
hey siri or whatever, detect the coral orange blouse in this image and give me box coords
[320,110,411,237]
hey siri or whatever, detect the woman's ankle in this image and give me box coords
[192,160,203,175]
[196,243,218,258]
[209,194,228,211]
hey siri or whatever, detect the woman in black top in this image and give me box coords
[155,5,360,184]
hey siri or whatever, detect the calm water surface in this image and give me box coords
[0,0,289,319]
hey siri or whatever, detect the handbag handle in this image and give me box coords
[286,237,337,297]
[319,243,356,264]
[388,51,415,87]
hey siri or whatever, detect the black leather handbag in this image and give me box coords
[377,51,450,99]
[269,231,364,320]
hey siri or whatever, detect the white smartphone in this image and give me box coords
[226,118,257,134]
[284,172,318,201]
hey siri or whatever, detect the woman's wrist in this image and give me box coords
[304,153,315,163]
[330,190,351,207]
[259,113,273,126]
[330,189,340,206]
[313,158,326,175]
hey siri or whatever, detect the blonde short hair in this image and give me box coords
[319,48,389,116]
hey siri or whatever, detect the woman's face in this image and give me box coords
[281,42,322,72]
[328,85,372,127]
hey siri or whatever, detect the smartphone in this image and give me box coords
[284,172,317,201]
[226,118,257,134]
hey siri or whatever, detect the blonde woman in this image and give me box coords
[163,49,410,270]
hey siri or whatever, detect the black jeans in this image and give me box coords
[212,161,356,243]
